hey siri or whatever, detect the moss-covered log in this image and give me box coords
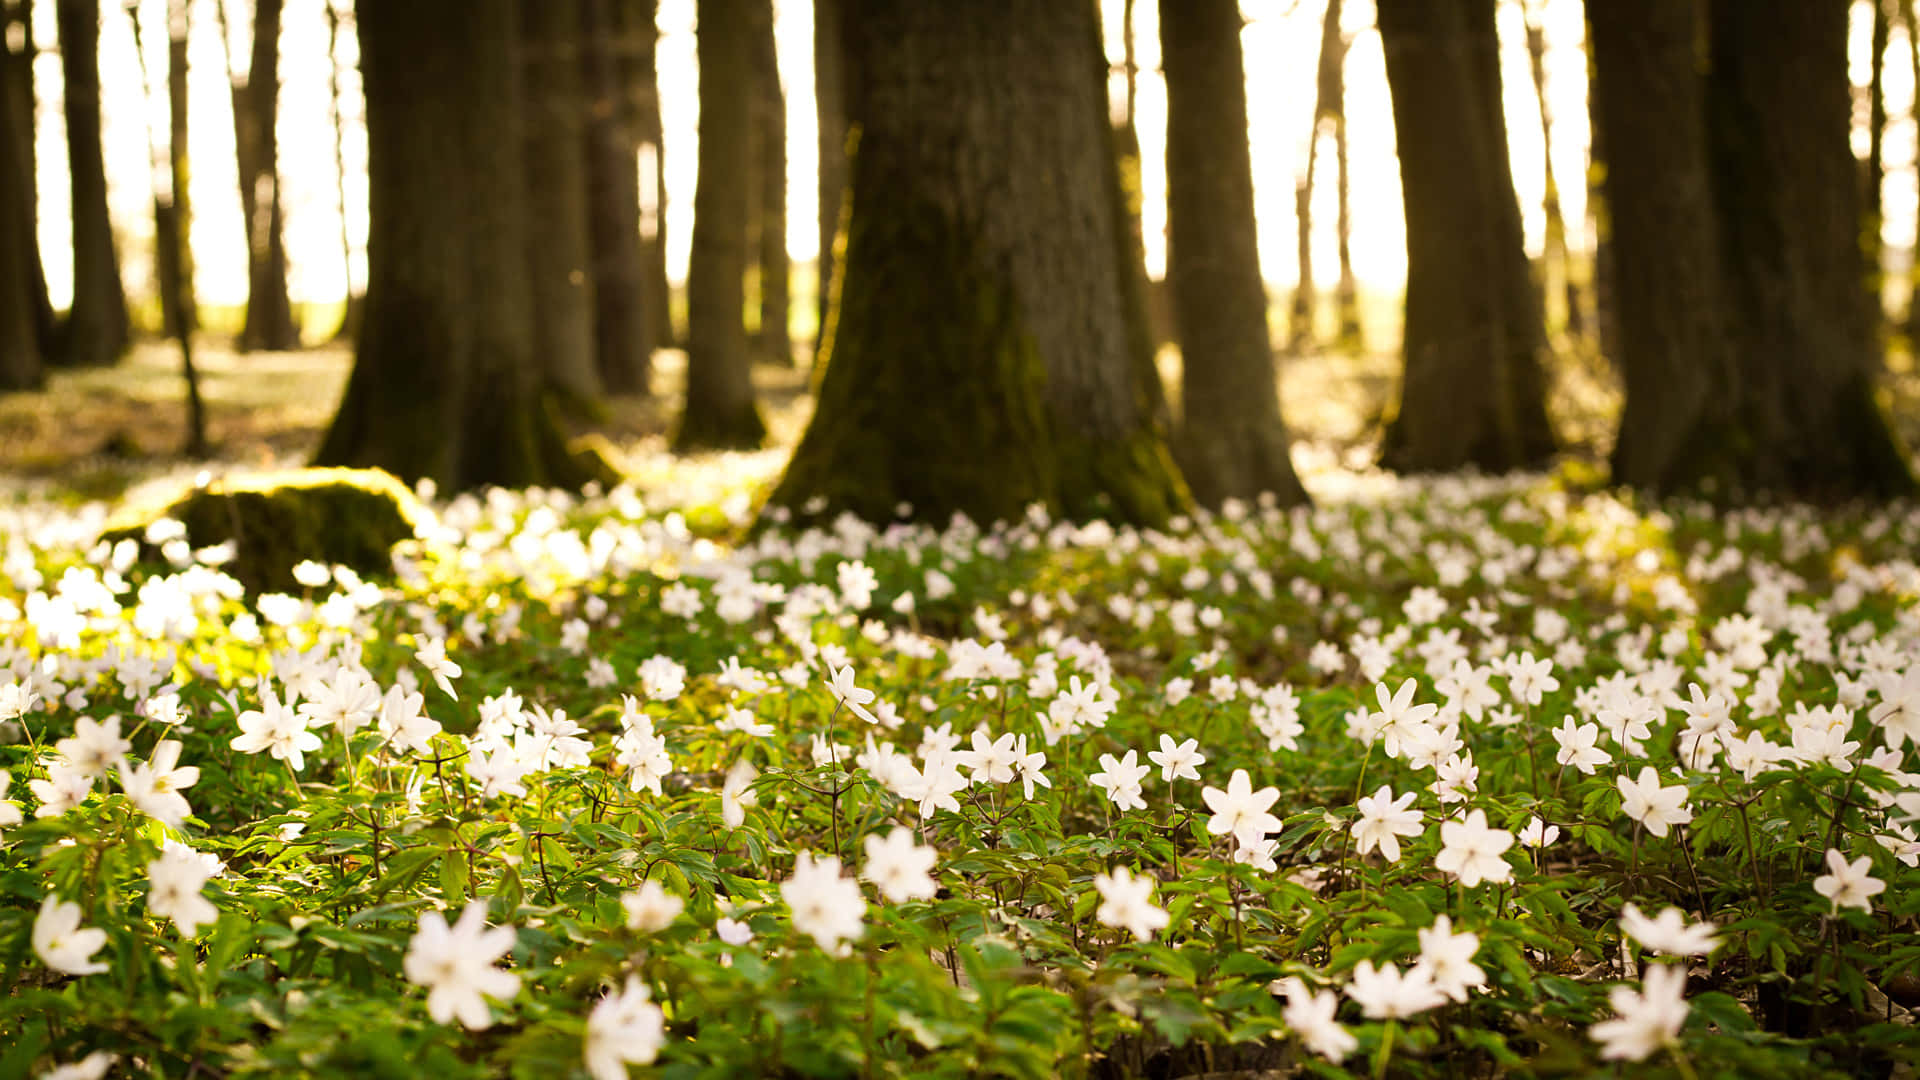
[103,468,424,593]
[764,0,1186,528]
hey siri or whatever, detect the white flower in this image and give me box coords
[1345,959,1446,1019]
[1517,816,1560,848]
[230,690,323,772]
[1276,977,1356,1061]
[1414,914,1485,1002]
[716,917,754,945]
[403,900,522,1030]
[378,684,441,756]
[720,758,759,829]
[1552,717,1610,775]
[0,772,22,830]
[29,759,94,818]
[1620,904,1720,956]
[1089,750,1151,812]
[621,880,685,933]
[33,895,108,976]
[1352,785,1423,863]
[1201,768,1281,848]
[54,716,130,779]
[1370,679,1439,759]
[825,663,878,725]
[117,739,200,828]
[782,852,866,950]
[415,637,462,699]
[1012,735,1050,800]
[1812,848,1885,914]
[299,667,382,736]
[147,846,219,937]
[36,1052,116,1080]
[637,655,688,702]
[1617,767,1693,838]
[1149,734,1206,783]
[584,975,667,1080]
[953,730,1019,785]
[465,745,530,800]
[1434,809,1514,887]
[1589,964,1688,1061]
[862,827,939,903]
[1093,866,1169,942]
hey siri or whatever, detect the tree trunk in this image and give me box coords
[1702,0,1913,496]
[748,0,790,366]
[1290,0,1346,353]
[1162,0,1307,508]
[677,0,765,450]
[1589,0,1739,492]
[160,0,195,340]
[0,21,43,389]
[323,0,360,342]
[5,0,53,358]
[315,0,591,492]
[1376,0,1556,473]
[521,0,602,410]
[583,0,652,395]
[1522,0,1576,342]
[226,0,297,351]
[767,0,1187,526]
[629,0,672,354]
[56,0,128,368]
[814,0,845,364]
[1329,10,1362,351]
[1866,0,1890,328]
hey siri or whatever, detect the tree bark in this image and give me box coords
[56,0,129,368]
[1162,0,1307,508]
[676,0,765,450]
[521,0,601,410]
[1866,0,1889,327]
[1289,0,1347,353]
[1522,0,1577,342]
[767,0,1187,526]
[1589,0,1739,492]
[813,0,845,364]
[583,0,652,395]
[323,0,360,342]
[1376,0,1556,473]
[1702,0,1912,496]
[0,21,43,389]
[225,0,297,351]
[315,0,591,492]
[748,0,790,366]
[161,0,196,339]
[4,0,53,358]
[628,0,672,354]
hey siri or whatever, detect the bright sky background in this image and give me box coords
[22,0,1912,308]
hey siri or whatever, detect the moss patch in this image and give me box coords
[102,467,426,593]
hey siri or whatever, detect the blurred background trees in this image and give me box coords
[1,0,1916,509]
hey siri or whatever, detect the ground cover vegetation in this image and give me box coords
[0,460,1918,1078]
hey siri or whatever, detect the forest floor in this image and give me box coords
[2,334,1916,505]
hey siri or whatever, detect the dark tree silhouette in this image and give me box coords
[748,0,789,366]
[521,0,601,409]
[767,0,1186,526]
[221,0,298,351]
[813,0,845,363]
[0,18,43,389]
[4,0,53,357]
[1161,0,1307,508]
[1376,0,1555,473]
[56,0,129,369]
[160,0,196,340]
[676,0,765,450]
[316,0,591,491]
[582,0,652,396]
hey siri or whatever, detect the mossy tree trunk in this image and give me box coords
[766,0,1187,527]
[1701,0,1913,497]
[315,0,590,493]
[1589,0,1740,492]
[1376,0,1556,474]
[229,0,298,352]
[813,0,846,365]
[0,21,43,389]
[583,0,653,396]
[1161,0,1307,509]
[748,0,790,366]
[522,0,602,410]
[676,0,765,450]
[56,0,129,368]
